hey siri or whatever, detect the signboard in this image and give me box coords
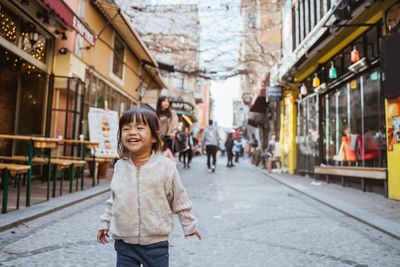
[88,107,118,157]
[171,101,194,112]
[44,0,96,46]
[267,86,283,101]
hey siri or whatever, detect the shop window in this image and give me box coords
[112,35,125,79]
[20,24,47,62]
[0,6,20,45]
[322,69,386,167]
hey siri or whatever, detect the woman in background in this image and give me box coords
[156,96,178,152]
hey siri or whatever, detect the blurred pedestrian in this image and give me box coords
[156,96,178,153]
[219,138,226,157]
[261,135,279,173]
[233,137,242,163]
[249,134,258,152]
[181,126,194,168]
[225,132,234,167]
[201,120,219,172]
[97,108,201,266]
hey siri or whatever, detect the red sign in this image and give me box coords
[44,0,96,46]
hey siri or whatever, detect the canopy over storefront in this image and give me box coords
[249,89,267,113]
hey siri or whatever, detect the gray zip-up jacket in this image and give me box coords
[201,125,219,146]
[99,152,197,245]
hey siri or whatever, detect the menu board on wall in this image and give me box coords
[88,107,118,157]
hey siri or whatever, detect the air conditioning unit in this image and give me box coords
[348,57,369,73]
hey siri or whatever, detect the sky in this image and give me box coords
[148,0,243,127]
[210,76,240,128]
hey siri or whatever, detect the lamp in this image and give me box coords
[351,46,359,63]
[312,73,320,88]
[23,22,39,46]
[329,61,337,79]
[61,32,67,40]
[300,83,308,95]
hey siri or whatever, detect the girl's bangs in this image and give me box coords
[121,110,148,126]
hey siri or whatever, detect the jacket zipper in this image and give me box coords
[136,168,141,243]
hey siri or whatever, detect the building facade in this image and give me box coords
[271,0,400,199]
[239,0,283,145]
[0,0,165,155]
[124,3,202,130]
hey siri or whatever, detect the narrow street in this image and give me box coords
[0,156,399,267]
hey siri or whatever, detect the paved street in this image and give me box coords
[0,155,400,267]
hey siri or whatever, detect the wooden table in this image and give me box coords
[0,134,58,206]
[57,139,99,188]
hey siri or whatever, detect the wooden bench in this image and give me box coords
[0,163,31,213]
[314,166,387,196]
[0,155,49,164]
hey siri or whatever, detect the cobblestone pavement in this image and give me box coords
[0,156,400,267]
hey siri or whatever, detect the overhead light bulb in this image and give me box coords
[351,46,359,63]
[312,73,320,88]
[329,61,337,79]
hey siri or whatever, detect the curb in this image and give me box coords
[0,184,111,232]
[249,163,400,241]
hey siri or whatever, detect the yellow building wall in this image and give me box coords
[386,97,400,200]
[81,1,141,101]
[280,91,298,174]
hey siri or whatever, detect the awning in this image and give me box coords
[94,1,158,67]
[143,64,167,90]
[249,89,267,113]
[175,110,197,123]
[247,111,266,127]
[42,0,96,46]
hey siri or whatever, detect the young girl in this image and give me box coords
[97,108,201,267]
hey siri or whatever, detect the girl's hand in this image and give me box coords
[97,229,110,244]
[185,231,201,240]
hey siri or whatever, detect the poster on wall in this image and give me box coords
[88,107,118,157]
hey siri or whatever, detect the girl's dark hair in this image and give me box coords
[117,108,162,159]
[156,96,171,118]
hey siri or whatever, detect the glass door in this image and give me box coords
[297,93,319,173]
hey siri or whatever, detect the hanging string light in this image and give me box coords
[329,61,337,79]
[312,73,320,88]
[300,83,308,95]
[351,45,359,63]
[0,12,17,43]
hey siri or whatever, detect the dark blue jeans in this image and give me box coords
[114,239,169,267]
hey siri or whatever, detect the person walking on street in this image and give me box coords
[219,138,226,157]
[181,126,194,168]
[156,96,178,153]
[201,120,219,172]
[233,137,242,163]
[225,132,234,167]
[97,108,201,267]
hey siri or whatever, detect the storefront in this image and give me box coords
[170,97,196,128]
[297,23,386,176]
[0,1,62,154]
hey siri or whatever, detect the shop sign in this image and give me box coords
[171,101,194,112]
[73,16,96,46]
[44,0,96,46]
[267,86,282,101]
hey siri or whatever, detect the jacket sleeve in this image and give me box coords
[168,169,198,235]
[168,110,179,135]
[99,192,114,231]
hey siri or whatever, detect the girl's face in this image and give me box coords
[121,119,156,159]
[161,98,170,110]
